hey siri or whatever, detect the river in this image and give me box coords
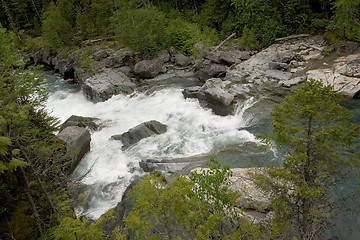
[44,72,360,239]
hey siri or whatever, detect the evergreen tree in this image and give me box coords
[255,79,360,239]
[42,1,74,49]
[120,158,279,239]
[333,0,360,40]
[0,27,71,238]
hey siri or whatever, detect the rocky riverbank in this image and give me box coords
[34,35,360,236]
[28,35,360,121]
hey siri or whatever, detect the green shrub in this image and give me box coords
[111,6,167,56]
[165,18,218,55]
[239,26,261,50]
[311,18,330,30]
[79,47,93,70]
[42,1,73,50]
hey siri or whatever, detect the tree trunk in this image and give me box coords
[20,167,43,235]
[15,138,58,214]
[301,199,310,239]
[1,0,21,41]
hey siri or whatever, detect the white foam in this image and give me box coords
[45,73,256,219]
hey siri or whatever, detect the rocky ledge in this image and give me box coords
[182,35,360,132]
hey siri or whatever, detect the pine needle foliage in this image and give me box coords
[255,79,360,239]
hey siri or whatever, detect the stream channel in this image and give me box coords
[44,72,360,239]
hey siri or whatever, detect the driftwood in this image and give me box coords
[275,34,310,42]
[213,32,236,51]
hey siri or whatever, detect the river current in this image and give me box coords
[44,72,360,239]
[44,73,257,219]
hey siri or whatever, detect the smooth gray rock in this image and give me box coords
[279,76,307,88]
[82,70,136,102]
[263,70,292,81]
[204,88,234,107]
[203,88,235,116]
[111,120,168,150]
[60,115,101,131]
[174,54,192,67]
[57,126,91,171]
[134,59,163,78]
[336,54,360,78]
[307,68,360,98]
[268,62,289,70]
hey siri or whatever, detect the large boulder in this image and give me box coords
[155,50,171,63]
[197,63,227,81]
[111,120,167,150]
[174,54,192,67]
[134,60,163,78]
[57,126,91,171]
[60,115,101,131]
[184,78,236,116]
[82,70,137,102]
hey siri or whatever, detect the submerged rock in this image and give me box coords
[111,120,168,150]
[182,86,201,99]
[82,70,137,102]
[57,126,91,171]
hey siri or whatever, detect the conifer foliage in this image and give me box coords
[0,27,70,238]
[255,79,360,239]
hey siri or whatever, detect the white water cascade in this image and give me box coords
[44,73,257,219]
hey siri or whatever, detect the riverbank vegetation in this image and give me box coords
[1,0,360,239]
[1,0,360,56]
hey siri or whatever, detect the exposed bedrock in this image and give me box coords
[183,35,360,126]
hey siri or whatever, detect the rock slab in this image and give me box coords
[57,126,91,171]
[111,120,167,150]
[60,115,101,131]
[82,70,136,102]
